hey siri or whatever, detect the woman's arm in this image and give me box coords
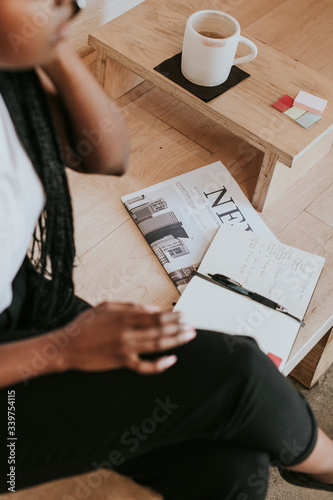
[0,303,196,389]
[0,332,65,389]
[39,41,130,176]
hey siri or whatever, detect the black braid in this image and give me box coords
[0,69,75,329]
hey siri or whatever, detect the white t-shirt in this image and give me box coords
[0,94,45,314]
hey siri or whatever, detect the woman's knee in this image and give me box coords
[231,449,270,500]
[181,330,274,399]
[215,332,270,382]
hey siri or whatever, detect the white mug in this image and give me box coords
[181,10,257,87]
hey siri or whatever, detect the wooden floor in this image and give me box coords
[2,0,332,499]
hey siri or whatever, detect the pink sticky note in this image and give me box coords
[267,352,283,369]
[294,91,327,116]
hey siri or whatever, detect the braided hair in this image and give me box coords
[0,70,75,329]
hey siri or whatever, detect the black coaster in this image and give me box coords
[154,52,250,102]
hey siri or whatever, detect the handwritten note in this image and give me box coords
[197,228,325,318]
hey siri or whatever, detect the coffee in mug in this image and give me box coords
[198,31,226,39]
[181,10,257,87]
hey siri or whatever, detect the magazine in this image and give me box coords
[121,161,276,293]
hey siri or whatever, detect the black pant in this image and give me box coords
[0,267,317,499]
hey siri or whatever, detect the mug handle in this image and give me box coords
[234,36,258,65]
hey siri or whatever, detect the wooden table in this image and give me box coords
[88,0,333,211]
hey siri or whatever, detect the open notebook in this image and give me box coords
[174,225,325,372]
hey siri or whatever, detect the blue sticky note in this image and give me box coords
[296,112,322,129]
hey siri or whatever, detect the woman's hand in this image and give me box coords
[56,302,196,375]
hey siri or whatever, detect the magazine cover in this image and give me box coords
[121,161,276,293]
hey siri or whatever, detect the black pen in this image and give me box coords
[191,271,305,327]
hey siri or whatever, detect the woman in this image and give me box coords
[0,1,332,498]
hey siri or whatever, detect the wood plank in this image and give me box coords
[122,99,170,152]
[116,81,155,108]
[260,148,333,234]
[306,183,333,228]
[155,0,288,30]
[124,124,211,187]
[95,47,107,86]
[247,0,333,74]
[104,57,144,99]
[228,0,288,29]
[321,59,333,81]
[82,49,97,69]
[136,86,238,153]
[251,150,279,210]
[264,133,333,208]
[68,168,129,258]
[211,141,263,202]
[74,218,179,310]
[0,468,160,500]
[311,329,333,385]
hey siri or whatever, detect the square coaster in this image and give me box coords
[296,112,322,129]
[271,94,294,112]
[284,106,306,120]
[154,52,250,103]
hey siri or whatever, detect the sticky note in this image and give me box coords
[284,106,306,120]
[296,112,322,129]
[294,91,327,115]
[271,94,294,112]
[280,94,294,107]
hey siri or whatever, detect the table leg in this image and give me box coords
[290,328,333,388]
[251,149,279,211]
[95,48,107,88]
[94,50,145,99]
